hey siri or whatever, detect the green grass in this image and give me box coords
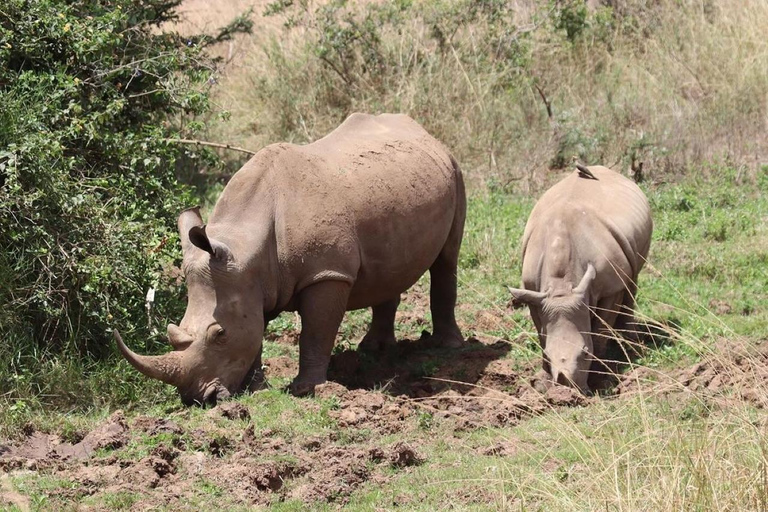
[2,168,768,509]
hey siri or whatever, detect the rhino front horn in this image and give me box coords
[113,329,184,386]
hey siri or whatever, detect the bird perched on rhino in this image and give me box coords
[508,165,652,394]
[571,155,597,180]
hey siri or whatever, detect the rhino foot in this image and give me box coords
[439,332,466,349]
[358,332,397,352]
[420,328,465,349]
[287,378,326,397]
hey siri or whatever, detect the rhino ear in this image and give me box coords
[508,287,547,308]
[573,264,596,298]
[178,206,204,256]
[188,225,231,262]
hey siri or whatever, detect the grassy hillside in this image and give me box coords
[178,0,767,188]
[1,0,768,510]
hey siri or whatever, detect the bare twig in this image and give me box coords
[533,81,553,120]
[164,138,256,155]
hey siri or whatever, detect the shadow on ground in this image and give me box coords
[328,332,515,398]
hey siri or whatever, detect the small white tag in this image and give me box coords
[145,287,156,303]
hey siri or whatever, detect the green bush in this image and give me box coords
[0,0,248,405]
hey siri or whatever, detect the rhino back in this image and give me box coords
[522,166,652,294]
[207,113,462,310]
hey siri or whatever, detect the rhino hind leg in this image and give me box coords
[289,280,351,396]
[359,296,401,352]
[427,245,464,349]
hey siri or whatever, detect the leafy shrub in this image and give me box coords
[0,0,248,403]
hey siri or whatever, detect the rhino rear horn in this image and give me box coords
[507,287,547,307]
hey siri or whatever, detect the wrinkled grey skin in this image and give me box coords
[508,166,652,393]
[115,113,466,405]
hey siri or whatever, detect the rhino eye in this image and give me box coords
[207,326,226,345]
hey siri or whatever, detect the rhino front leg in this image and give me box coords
[588,292,624,390]
[247,343,269,392]
[289,280,351,396]
[528,306,554,393]
[359,296,400,352]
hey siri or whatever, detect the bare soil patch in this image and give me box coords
[4,332,762,508]
[616,339,768,407]
[327,332,587,429]
[0,329,563,507]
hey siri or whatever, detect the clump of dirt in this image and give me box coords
[133,416,184,436]
[287,446,374,504]
[388,442,423,467]
[616,339,768,407]
[149,444,179,477]
[215,402,251,421]
[265,356,298,379]
[327,389,410,433]
[239,459,309,496]
[206,434,233,457]
[481,440,519,457]
[544,385,588,407]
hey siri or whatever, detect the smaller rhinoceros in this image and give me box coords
[508,165,652,393]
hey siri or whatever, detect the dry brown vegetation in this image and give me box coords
[176,0,767,189]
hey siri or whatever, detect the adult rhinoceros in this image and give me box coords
[508,165,652,394]
[114,113,466,405]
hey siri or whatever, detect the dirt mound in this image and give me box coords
[214,402,251,421]
[265,356,298,379]
[133,416,184,436]
[0,411,127,470]
[388,441,423,467]
[0,333,593,508]
[616,340,768,406]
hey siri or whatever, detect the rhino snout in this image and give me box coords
[553,368,589,392]
[180,382,232,407]
[547,348,590,394]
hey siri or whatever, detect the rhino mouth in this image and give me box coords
[188,362,263,407]
[202,383,231,406]
[181,382,231,407]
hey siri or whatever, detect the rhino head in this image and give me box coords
[509,264,596,393]
[115,207,265,406]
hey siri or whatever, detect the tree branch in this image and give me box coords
[533,82,553,120]
[164,138,256,155]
